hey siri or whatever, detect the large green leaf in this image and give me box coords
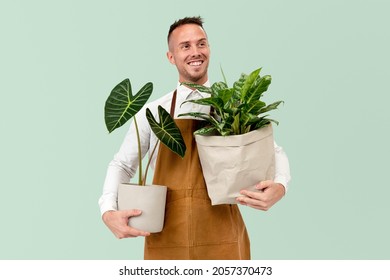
[254,118,272,130]
[240,68,261,101]
[245,100,266,115]
[182,97,224,112]
[104,79,153,133]
[211,82,228,97]
[146,106,186,158]
[180,82,213,94]
[246,75,272,104]
[178,111,212,120]
[233,73,247,100]
[178,110,232,136]
[178,111,222,129]
[218,88,234,104]
[194,126,217,135]
[258,100,284,115]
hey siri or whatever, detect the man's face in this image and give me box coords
[167,24,210,85]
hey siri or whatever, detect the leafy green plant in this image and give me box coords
[178,68,283,136]
[105,78,186,185]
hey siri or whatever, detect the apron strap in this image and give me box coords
[170,90,177,117]
[170,88,214,117]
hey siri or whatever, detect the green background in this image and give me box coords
[1,0,389,259]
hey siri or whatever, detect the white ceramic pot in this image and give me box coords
[117,183,167,233]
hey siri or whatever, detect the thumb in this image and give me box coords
[123,209,142,217]
[255,180,273,190]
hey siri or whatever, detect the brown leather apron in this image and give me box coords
[144,90,250,260]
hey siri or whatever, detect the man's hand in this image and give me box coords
[102,210,150,239]
[236,180,286,211]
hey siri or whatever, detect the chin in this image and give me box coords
[190,71,207,82]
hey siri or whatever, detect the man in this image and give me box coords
[99,16,291,259]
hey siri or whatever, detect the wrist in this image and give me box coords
[275,183,286,196]
[102,210,116,222]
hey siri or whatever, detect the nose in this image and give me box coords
[190,46,201,57]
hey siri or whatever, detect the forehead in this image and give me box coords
[169,24,208,46]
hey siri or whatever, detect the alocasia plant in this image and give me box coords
[105,79,186,185]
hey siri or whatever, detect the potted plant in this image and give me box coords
[104,78,186,232]
[179,67,283,205]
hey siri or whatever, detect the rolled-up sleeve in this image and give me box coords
[98,108,152,216]
[273,141,291,192]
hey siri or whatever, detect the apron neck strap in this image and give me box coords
[170,88,215,117]
[170,90,177,117]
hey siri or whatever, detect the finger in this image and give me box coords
[236,196,247,206]
[122,209,142,217]
[118,230,149,239]
[249,204,268,211]
[124,222,151,237]
[240,189,263,200]
[116,225,151,239]
[255,180,274,190]
[128,228,150,237]
[122,211,151,237]
[236,195,267,209]
[237,198,268,211]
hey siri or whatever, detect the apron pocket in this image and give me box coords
[146,197,190,248]
[192,199,240,246]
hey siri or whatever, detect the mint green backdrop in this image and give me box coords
[1,0,389,259]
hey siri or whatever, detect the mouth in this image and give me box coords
[187,60,203,67]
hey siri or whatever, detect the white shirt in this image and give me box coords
[98,82,291,215]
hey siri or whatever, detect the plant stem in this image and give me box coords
[142,140,159,186]
[133,116,142,185]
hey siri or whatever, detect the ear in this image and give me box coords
[166,51,175,65]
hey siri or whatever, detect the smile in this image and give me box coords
[188,60,203,66]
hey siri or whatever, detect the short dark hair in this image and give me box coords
[167,16,204,43]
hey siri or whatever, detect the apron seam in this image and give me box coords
[145,241,240,249]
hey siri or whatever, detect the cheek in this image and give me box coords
[176,55,188,66]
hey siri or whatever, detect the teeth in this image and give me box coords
[189,61,202,66]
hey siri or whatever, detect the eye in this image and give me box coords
[181,44,190,50]
[198,41,207,48]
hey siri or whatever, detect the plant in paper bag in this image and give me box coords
[178,67,283,205]
[179,68,283,136]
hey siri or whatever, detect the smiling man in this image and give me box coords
[99,16,291,260]
[166,19,210,84]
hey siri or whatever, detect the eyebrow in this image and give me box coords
[178,38,207,46]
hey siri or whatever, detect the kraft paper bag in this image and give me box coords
[195,125,275,205]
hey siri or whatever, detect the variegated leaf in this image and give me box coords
[180,82,212,94]
[240,68,261,101]
[246,75,272,104]
[146,106,186,158]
